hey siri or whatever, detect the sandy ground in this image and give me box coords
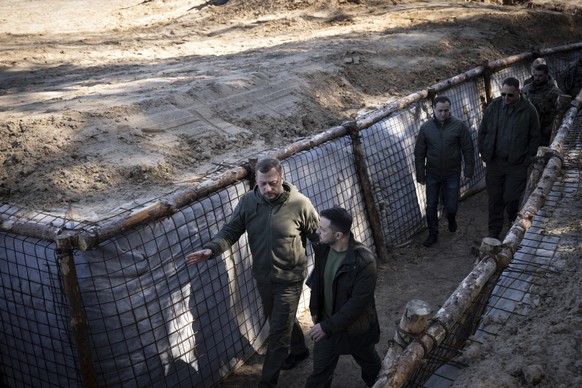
[1,0,582,387]
[2,0,581,218]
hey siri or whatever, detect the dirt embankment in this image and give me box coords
[1,0,582,219]
[1,1,581,387]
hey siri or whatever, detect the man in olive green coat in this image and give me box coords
[186,157,319,387]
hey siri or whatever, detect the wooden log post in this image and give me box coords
[378,300,431,380]
[482,60,494,106]
[549,94,572,145]
[346,120,391,262]
[520,146,553,209]
[476,237,503,266]
[56,235,97,388]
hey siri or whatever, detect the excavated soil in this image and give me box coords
[1,0,581,387]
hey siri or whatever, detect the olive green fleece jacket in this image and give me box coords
[204,182,319,284]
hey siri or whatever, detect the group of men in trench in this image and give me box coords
[186,158,381,387]
[415,52,582,247]
[183,52,582,387]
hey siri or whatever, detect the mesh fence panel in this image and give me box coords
[399,66,582,387]
[73,181,258,387]
[0,234,82,387]
[282,137,373,249]
[1,47,581,387]
[361,78,486,246]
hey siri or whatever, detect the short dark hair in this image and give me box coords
[534,64,549,74]
[433,96,451,106]
[256,157,282,175]
[320,207,353,234]
[502,77,520,89]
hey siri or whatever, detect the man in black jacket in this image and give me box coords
[305,207,381,388]
[414,96,475,247]
[478,77,541,240]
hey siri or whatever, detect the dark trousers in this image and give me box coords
[305,336,381,388]
[256,280,307,388]
[486,158,528,237]
[425,172,461,236]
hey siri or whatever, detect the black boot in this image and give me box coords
[423,234,438,247]
[424,209,439,247]
[447,213,457,232]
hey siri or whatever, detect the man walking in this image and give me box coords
[523,57,547,87]
[186,157,319,387]
[478,77,541,240]
[522,64,564,146]
[305,207,381,388]
[414,96,475,247]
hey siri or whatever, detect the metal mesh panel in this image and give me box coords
[360,78,486,246]
[400,93,582,388]
[1,48,581,387]
[0,234,81,387]
[361,105,427,246]
[73,181,260,387]
[282,137,374,249]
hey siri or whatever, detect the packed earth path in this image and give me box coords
[1,0,582,387]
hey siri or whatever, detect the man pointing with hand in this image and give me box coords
[186,157,319,387]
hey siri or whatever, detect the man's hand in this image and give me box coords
[185,249,212,265]
[308,323,326,342]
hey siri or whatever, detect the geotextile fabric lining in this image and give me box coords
[1,47,580,387]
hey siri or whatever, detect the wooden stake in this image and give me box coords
[379,300,431,377]
[374,258,498,388]
[476,237,502,266]
[57,236,97,388]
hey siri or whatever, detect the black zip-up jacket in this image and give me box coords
[414,115,475,183]
[308,234,380,354]
[478,95,541,166]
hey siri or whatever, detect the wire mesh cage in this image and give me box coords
[1,45,582,387]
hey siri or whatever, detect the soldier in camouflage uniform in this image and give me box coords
[523,64,564,146]
[523,57,546,87]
